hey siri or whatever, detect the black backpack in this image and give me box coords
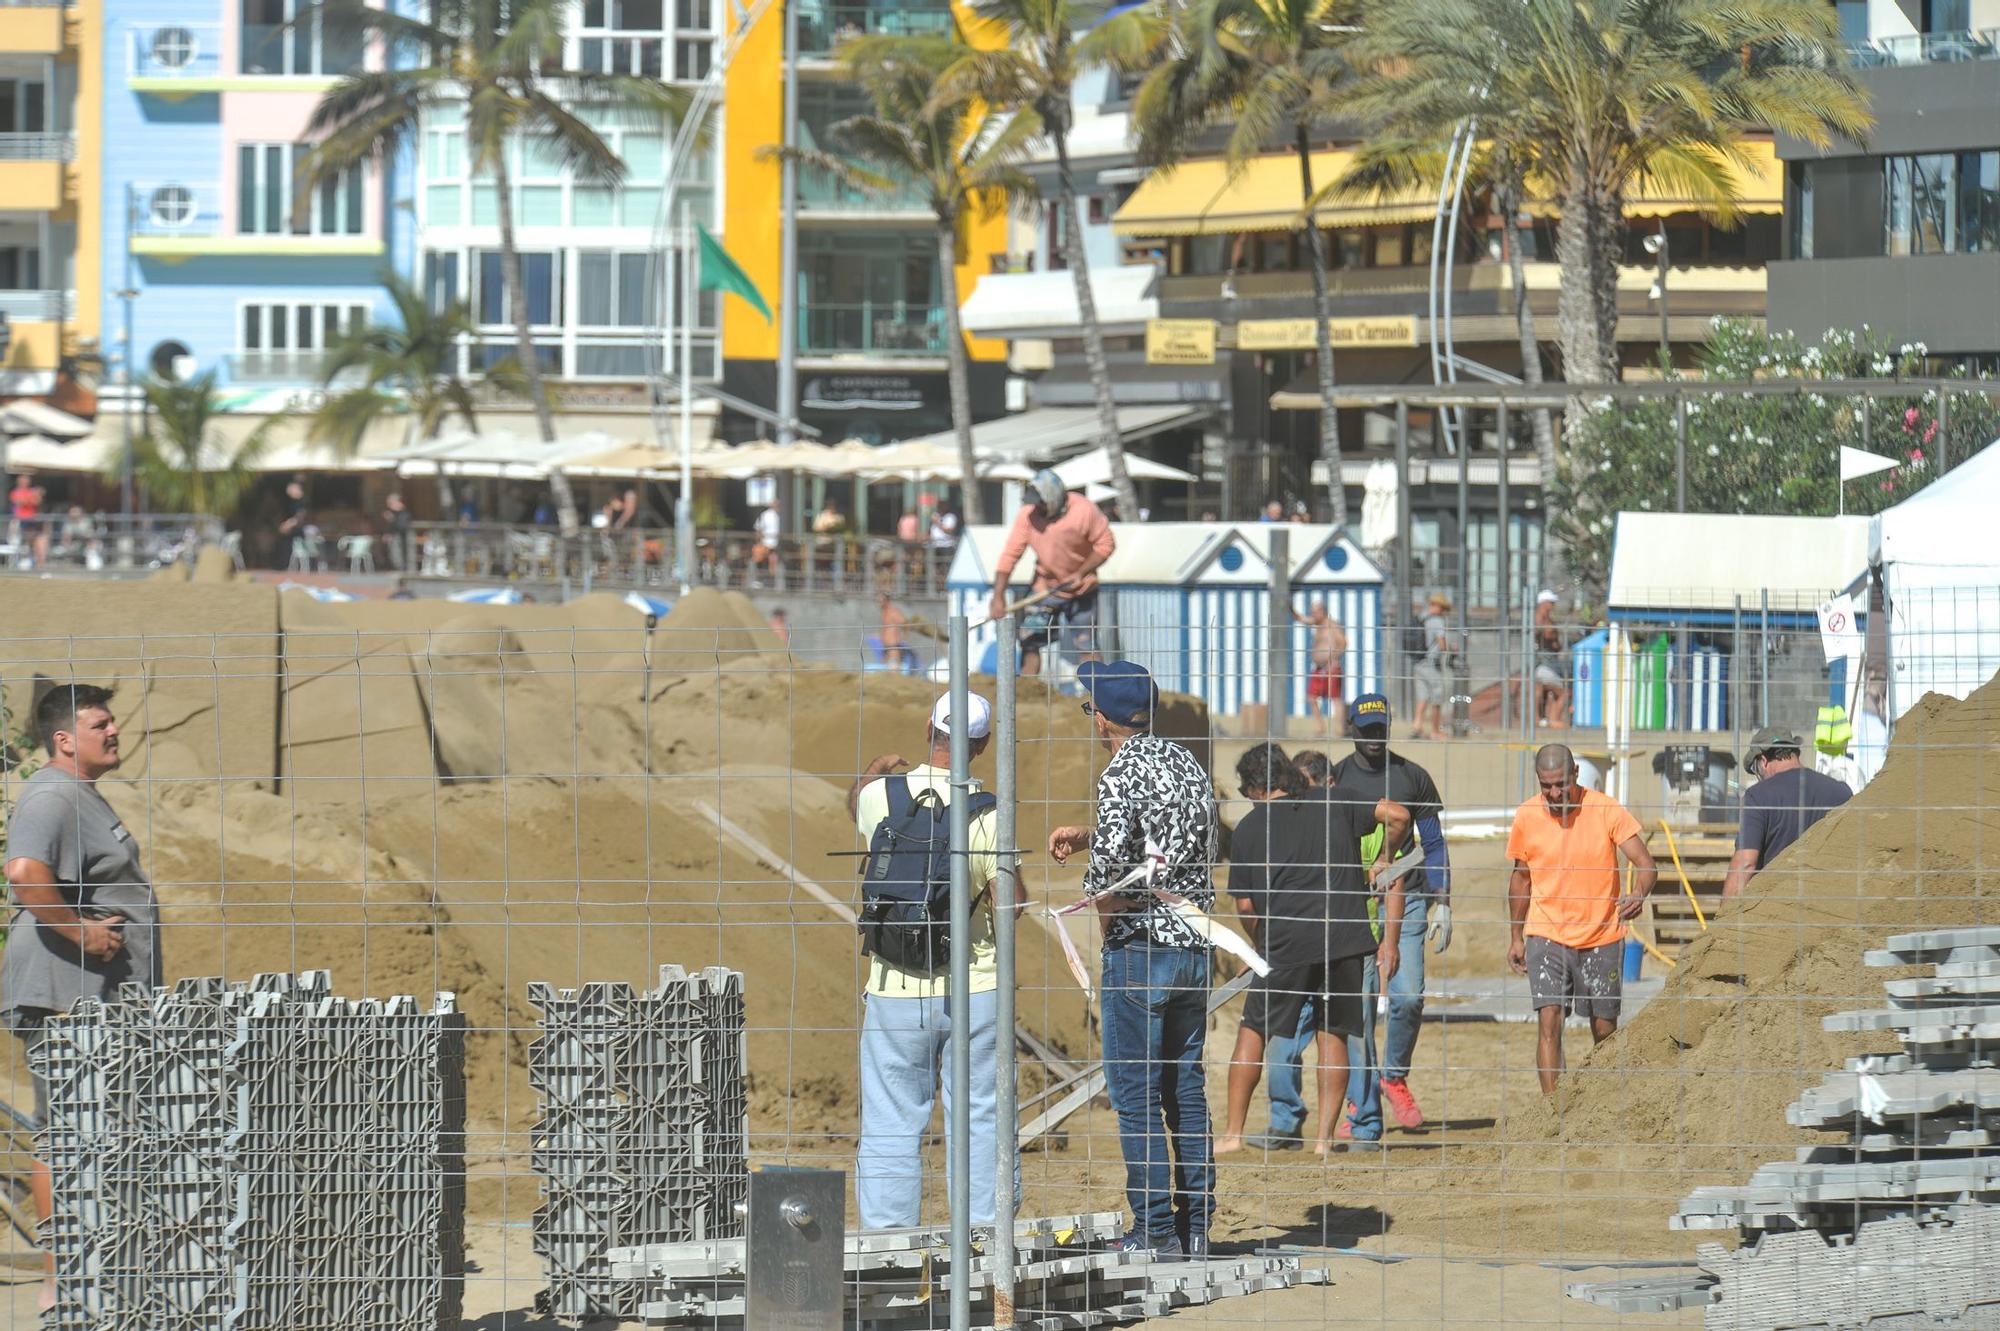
[859,776,998,975]
[1403,621,1430,662]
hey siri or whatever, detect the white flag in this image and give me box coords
[1840,446,1900,483]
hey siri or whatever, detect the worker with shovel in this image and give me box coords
[990,470,1116,677]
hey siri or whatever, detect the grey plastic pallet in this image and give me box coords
[1565,1272,1717,1314]
[1824,1002,2000,1040]
[1697,1211,2000,1331]
[1871,926,2000,962]
[1787,1066,2000,1124]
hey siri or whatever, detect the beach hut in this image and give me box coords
[946,522,1384,719]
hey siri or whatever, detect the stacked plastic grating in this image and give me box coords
[1570,926,2000,1329]
[605,1211,1332,1328]
[30,970,467,1331]
[528,965,749,1320]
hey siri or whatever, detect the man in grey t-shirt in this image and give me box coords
[4,683,158,1305]
[1412,593,1453,740]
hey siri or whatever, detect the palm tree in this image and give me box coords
[302,0,689,533]
[780,32,1037,524]
[940,0,1164,522]
[1134,0,1359,528]
[123,372,274,522]
[1343,0,1868,395]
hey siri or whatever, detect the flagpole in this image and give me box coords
[678,202,697,593]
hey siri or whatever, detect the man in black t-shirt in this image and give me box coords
[1722,726,1851,898]
[1328,693,1452,1140]
[1215,744,1411,1157]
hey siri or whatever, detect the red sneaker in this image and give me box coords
[1380,1077,1425,1129]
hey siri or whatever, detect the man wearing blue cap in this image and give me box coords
[1048,661,1217,1258]
[1327,692,1451,1143]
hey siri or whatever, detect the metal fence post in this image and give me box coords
[1674,392,1688,512]
[1394,400,1413,717]
[1937,389,1951,474]
[946,614,973,1331]
[1758,588,1771,728]
[1497,401,1511,732]
[1267,528,1289,736]
[992,613,1019,1328]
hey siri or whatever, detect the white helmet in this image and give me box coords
[1028,469,1069,519]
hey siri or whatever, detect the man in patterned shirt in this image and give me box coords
[1049,661,1217,1259]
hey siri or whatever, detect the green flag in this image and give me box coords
[696,223,773,323]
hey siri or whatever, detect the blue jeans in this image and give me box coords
[1100,940,1214,1243]
[856,988,1016,1229]
[1268,898,1430,1139]
[1346,895,1430,1140]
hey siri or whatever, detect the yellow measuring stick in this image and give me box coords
[1658,819,1708,932]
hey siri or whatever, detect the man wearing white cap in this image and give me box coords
[848,693,1022,1228]
[1532,590,1569,727]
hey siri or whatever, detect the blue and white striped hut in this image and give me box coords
[946,522,1383,719]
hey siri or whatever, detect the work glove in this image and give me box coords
[1426,901,1453,954]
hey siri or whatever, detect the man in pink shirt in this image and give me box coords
[989,470,1116,676]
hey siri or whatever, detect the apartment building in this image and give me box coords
[1,0,98,396]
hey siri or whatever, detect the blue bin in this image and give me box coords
[1571,628,1609,728]
[1623,937,1645,981]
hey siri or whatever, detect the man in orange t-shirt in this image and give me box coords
[1505,743,1657,1093]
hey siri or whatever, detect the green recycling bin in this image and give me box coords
[1633,632,1671,730]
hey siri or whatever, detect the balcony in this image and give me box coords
[800,301,947,357]
[797,0,953,59]
[0,0,68,56]
[798,162,929,217]
[128,182,383,257]
[0,133,69,210]
[127,21,344,92]
[0,289,72,320]
[1846,28,2000,66]
[223,351,335,383]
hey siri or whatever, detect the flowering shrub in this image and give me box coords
[1551,320,2000,591]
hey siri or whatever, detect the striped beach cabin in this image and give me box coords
[947,522,1384,719]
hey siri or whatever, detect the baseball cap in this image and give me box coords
[1537,589,1559,604]
[931,693,993,740]
[1348,692,1392,732]
[1076,660,1159,729]
[1742,725,1802,771]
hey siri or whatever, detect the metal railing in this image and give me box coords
[224,350,335,384]
[126,22,223,78]
[800,301,948,356]
[0,132,73,161]
[1,513,227,573]
[0,289,73,321]
[797,162,929,213]
[128,181,224,237]
[796,0,953,56]
[1846,27,2000,65]
[401,520,954,597]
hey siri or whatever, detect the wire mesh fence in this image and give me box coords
[0,565,1990,1329]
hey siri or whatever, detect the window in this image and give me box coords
[477,249,560,326]
[1884,150,2000,255]
[1789,162,1814,259]
[238,300,367,369]
[0,79,47,135]
[149,185,196,228]
[578,251,660,327]
[241,0,364,77]
[151,26,197,69]
[424,251,460,313]
[580,0,666,77]
[238,144,365,236]
[0,247,41,290]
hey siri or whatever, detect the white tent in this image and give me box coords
[1870,438,2000,718]
[1053,448,1197,488]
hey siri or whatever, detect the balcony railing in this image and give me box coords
[800,301,947,356]
[798,162,929,213]
[0,133,72,160]
[225,351,335,383]
[129,181,225,237]
[127,22,224,79]
[797,0,954,56]
[0,289,73,321]
[1846,27,2000,66]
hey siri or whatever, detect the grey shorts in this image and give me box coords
[7,1008,52,1129]
[1533,661,1565,687]
[1021,590,1098,655]
[1525,937,1623,1023]
[1414,660,1449,704]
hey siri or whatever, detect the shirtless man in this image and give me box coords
[877,591,913,671]
[1296,605,1348,733]
[1532,591,1569,727]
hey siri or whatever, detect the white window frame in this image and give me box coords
[235,299,369,373]
[239,142,366,237]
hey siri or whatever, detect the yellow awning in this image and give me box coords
[1115,138,1784,237]
[1112,150,1439,237]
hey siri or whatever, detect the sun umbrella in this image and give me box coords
[278,583,358,603]
[624,591,674,618]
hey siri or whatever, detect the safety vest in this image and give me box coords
[1815,705,1853,757]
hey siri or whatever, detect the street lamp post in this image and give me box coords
[1643,225,1670,371]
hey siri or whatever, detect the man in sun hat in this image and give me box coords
[1533,589,1570,727]
[989,469,1116,677]
[1048,661,1217,1257]
[848,691,1022,1229]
